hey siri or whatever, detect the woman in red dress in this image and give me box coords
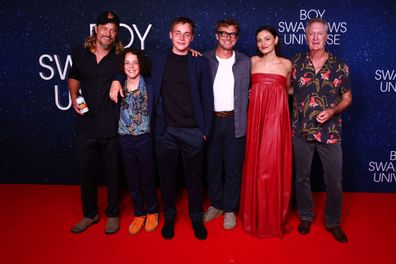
[240,25,292,238]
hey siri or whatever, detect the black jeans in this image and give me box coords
[293,137,343,227]
[155,127,204,223]
[78,132,121,218]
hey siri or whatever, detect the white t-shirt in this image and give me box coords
[213,52,235,111]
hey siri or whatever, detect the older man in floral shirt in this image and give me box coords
[291,18,352,243]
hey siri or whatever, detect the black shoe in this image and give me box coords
[326,225,348,243]
[297,220,312,235]
[161,220,175,240]
[192,222,207,240]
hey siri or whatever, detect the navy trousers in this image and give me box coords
[119,134,158,216]
[155,127,204,223]
[206,116,245,212]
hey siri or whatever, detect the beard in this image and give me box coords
[97,37,116,50]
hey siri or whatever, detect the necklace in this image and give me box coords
[312,53,328,73]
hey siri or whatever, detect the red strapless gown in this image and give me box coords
[240,73,292,238]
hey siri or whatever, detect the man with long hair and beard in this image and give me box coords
[68,11,123,235]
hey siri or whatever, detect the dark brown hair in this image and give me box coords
[122,48,151,77]
[170,17,195,33]
[255,25,281,57]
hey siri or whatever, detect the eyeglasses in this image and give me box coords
[217,31,238,39]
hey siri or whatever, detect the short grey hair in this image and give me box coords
[305,18,329,34]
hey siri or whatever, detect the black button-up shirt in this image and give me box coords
[68,46,122,138]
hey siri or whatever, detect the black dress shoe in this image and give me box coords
[326,225,348,243]
[192,222,207,240]
[297,220,312,235]
[161,220,175,240]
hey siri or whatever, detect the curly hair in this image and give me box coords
[83,27,124,55]
[122,48,151,77]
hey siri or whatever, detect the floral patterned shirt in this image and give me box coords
[118,77,150,136]
[291,52,351,144]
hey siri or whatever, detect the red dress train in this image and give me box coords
[240,73,292,238]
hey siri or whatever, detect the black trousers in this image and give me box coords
[155,127,204,223]
[119,134,158,216]
[293,137,343,227]
[206,116,245,212]
[78,132,121,218]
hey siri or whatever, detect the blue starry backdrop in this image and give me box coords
[1,0,395,191]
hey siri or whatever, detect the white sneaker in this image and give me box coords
[203,206,223,223]
[223,212,236,230]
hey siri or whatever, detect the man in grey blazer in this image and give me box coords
[203,19,251,230]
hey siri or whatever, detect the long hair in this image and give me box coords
[83,27,124,55]
[255,25,281,57]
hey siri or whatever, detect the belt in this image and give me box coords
[213,110,234,118]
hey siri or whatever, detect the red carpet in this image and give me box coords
[0,184,395,264]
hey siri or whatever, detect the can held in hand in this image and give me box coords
[76,96,89,114]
